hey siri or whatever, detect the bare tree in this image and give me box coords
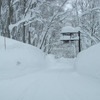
[39,0,68,50]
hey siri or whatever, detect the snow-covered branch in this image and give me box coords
[12,0,20,5]
[9,15,35,32]
[81,7,100,16]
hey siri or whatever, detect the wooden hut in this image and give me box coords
[60,26,81,52]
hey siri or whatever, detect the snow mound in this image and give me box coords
[0,36,45,70]
[75,43,100,79]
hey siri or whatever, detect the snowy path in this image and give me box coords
[0,59,100,100]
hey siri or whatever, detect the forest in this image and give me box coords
[0,0,100,58]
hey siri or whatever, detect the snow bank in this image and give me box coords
[0,37,100,100]
[0,36,46,70]
[75,43,100,79]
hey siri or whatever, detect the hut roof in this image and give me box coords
[61,26,80,33]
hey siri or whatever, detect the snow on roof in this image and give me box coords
[61,26,80,33]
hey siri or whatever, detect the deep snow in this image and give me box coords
[75,43,100,79]
[0,36,100,100]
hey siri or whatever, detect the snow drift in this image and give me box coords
[75,43,100,79]
[0,36,46,70]
[0,36,100,100]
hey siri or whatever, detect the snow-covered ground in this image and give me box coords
[75,43,100,79]
[0,36,100,100]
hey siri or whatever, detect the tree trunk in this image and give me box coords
[7,0,11,38]
[0,0,2,16]
[22,0,26,43]
[28,30,31,44]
